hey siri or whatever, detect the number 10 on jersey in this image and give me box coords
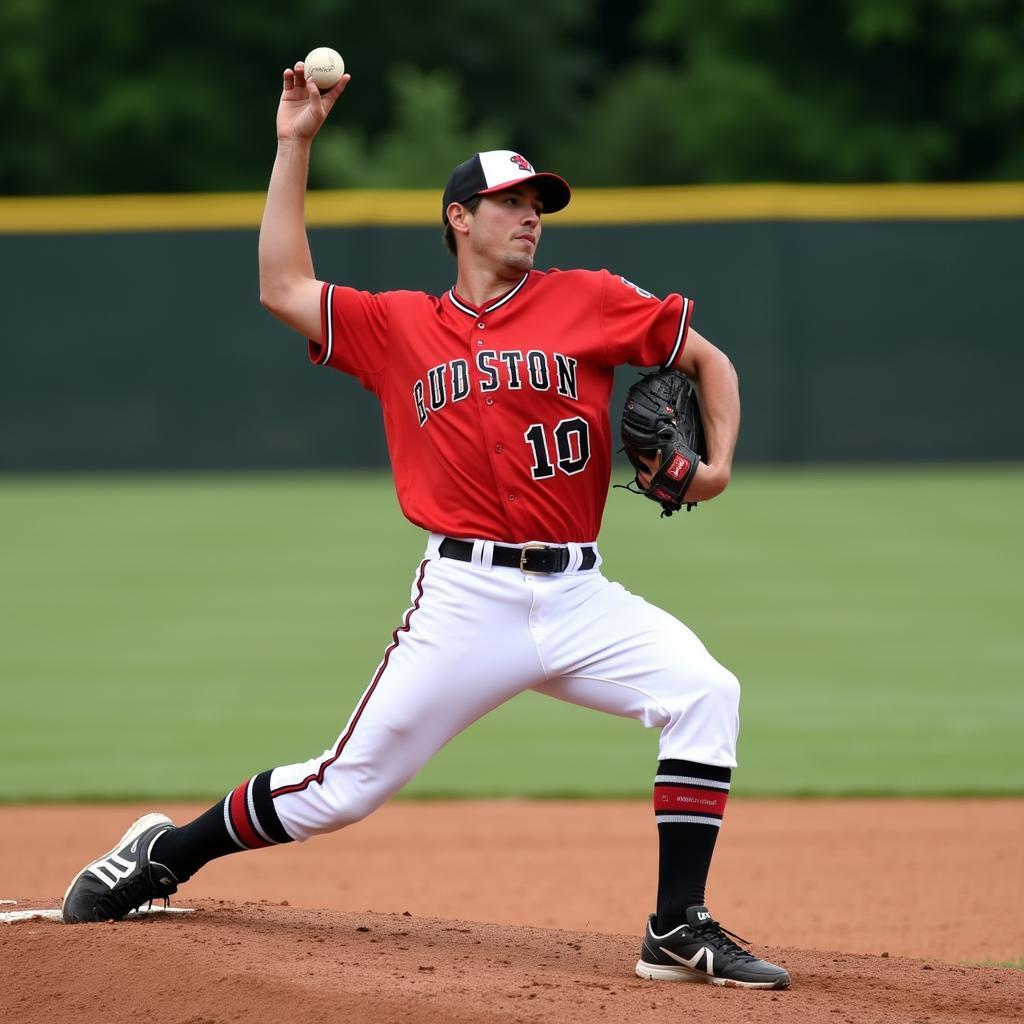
[524,417,591,479]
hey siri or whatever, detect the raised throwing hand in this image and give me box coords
[276,61,350,143]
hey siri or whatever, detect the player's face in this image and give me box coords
[466,185,543,274]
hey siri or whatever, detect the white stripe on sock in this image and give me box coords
[654,814,723,826]
[655,774,731,790]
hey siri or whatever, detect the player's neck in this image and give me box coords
[453,260,529,311]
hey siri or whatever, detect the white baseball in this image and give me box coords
[303,47,345,90]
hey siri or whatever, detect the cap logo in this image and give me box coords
[510,154,533,172]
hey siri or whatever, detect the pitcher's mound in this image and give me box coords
[2,900,1020,1024]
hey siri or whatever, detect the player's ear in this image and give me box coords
[446,202,473,237]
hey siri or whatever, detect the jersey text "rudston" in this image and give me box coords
[413,350,579,427]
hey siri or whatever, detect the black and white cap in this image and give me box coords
[442,150,572,224]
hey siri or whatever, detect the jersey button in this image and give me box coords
[485,398,495,406]
[507,493,516,502]
[477,322,486,329]
[495,444,503,453]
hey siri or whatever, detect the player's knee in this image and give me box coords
[707,665,741,718]
[716,665,741,708]
[666,663,739,719]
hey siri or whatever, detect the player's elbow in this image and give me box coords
[258,268,304,313]
[259,282,287,315]
[259,278,323,340]
[705,347,737,386]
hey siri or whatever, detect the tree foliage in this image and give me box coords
[554,0,1024,184]
[1,0,1021,194]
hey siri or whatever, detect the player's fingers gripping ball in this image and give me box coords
[621,369,706,517]
[303,47,345,90]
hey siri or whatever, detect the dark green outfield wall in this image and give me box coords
[1,219,1021,470]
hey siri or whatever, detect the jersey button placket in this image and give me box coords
[474,309,518,526]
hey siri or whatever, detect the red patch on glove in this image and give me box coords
[665,453,691,481]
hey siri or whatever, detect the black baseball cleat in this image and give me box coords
[635,905,791,989]
[62,812,184,923]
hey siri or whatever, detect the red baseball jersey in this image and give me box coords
[309,268,692,543]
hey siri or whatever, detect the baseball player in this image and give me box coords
[62,62,789,990]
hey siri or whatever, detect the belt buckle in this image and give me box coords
[519,542,550,574]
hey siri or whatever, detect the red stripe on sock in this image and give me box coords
[654,785,727,817]
[229,781,270,849]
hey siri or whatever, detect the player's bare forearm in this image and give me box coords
[676,329,740,501]
[259,63,350,340]
[258,138,319,326]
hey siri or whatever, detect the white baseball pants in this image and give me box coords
[269,534,740,840]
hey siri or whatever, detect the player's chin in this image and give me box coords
[503,250,535,273]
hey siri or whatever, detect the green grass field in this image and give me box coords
[1,468,1021,801]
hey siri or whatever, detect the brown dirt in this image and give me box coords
[2,799,1022,1024]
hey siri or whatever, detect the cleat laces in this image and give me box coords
[691,917,759,963]
[93,870,177,920]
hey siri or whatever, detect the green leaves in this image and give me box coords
[1,0,1022,194]
[558,0,1024,185]
[311,66,505,189]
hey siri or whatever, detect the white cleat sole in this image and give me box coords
[635,959,789,989]
[62,812,173,911]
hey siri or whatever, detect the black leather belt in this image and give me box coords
[439,537,597,574]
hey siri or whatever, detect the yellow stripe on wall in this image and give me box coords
[2,182,1024,233]
[566,182,1024,223]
